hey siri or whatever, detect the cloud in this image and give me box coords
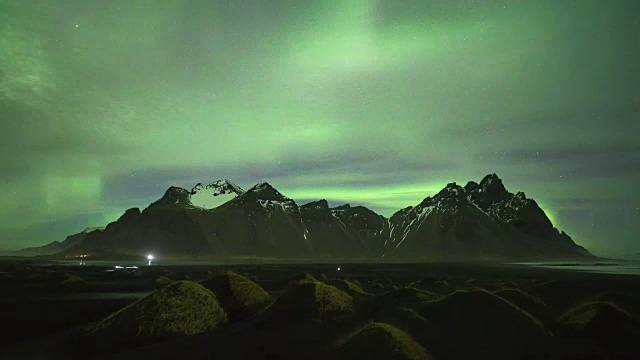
[0,210,107,250]
[475,143,640,181]
[1,0,638,253]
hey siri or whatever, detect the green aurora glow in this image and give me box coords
[0,0,638,256]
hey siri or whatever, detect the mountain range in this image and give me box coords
[13,227,105,257]
[17,174,592,261]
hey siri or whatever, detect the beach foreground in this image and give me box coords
[1,260,639,359]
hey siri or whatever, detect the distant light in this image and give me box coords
[337,267,341,271]
[75,24,79,28]
[115,266,124,269]
[147,255,154,260]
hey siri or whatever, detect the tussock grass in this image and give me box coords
[268,279,354,322]
[154,275,172,287]
[329,278,369,296]
[287,273,319,288]
[200,271,272,322]
[88,281,227,345]
[337,322,429,360]
[557,301,640,338]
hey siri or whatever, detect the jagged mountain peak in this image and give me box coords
[480,173,501,185]
[190,179,244,209]
[191,179,244,195]
[478,173,509,195]
[416,182,466,209]
[383,174,591,258]
[464,180,479,192]
[332,203,352,211]
[55,173,592,261]
[301,199,330,211]
[148,186,193,209]
[331,203,379,214]
[467,174,512,209]
[233,183,300,215]
[165,186,190,195]
[160,186,191,202]
[515,191,527,200]
[331,204,387,223]
[245,182,291,201]
[438,182,464,195]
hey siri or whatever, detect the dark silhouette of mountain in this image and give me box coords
[329,204,390,256]
[12,227,104,257]
[31,175,592,260]
[299,201,388,257]
[147,186,193,209]
[62,206,212,257]
[194,182,314,257]
[147,180,244,211]
[385,174,591,260]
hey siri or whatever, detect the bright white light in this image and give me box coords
[337,267,341,271]
[147,254,154,260]
[115,266,124,269]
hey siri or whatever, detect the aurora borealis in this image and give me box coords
[0,0,638,256]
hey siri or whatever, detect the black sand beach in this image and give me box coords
[1,259,639,359]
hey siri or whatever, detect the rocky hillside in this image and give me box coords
[384,174,591,260]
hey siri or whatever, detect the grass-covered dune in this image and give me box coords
[266,278,354,322]
[337,322,430,360]
[556,301,640,338]
[418,289,551,359]
[3,261,640,360]
[88,281,227,346]
[200,271,272,322]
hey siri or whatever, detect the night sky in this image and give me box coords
[1,0,638,256]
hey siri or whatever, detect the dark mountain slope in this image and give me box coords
[48,174,592,261]
[384,175,591,260]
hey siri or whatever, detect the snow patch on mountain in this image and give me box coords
[190,180,244,209]
[417,205,435,220]
[257,199,297,214]
[396,218,416,249]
